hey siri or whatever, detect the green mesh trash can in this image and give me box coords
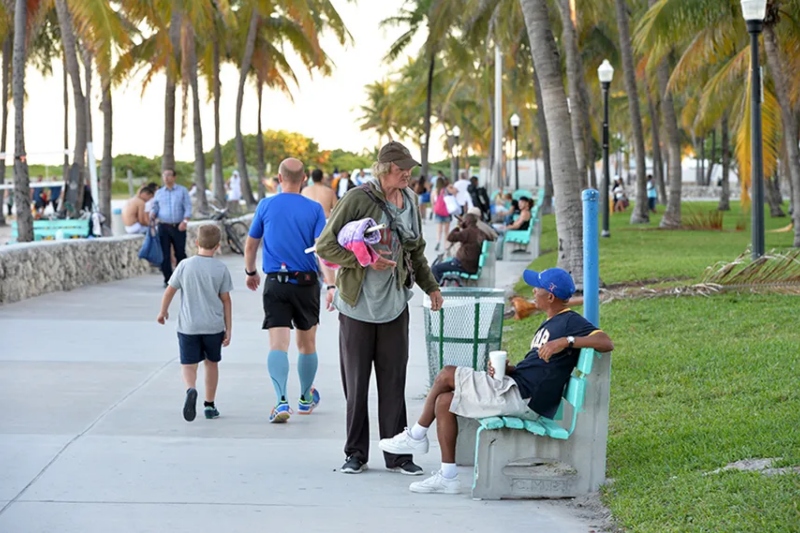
[423,288,506,387]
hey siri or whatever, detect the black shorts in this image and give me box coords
[178,332,224,365]
[262,280,320,331]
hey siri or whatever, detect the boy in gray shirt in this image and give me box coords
[157,224,233,422]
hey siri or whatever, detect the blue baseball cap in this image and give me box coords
[523,268,576,300]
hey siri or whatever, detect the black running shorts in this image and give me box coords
[262,279,320,331]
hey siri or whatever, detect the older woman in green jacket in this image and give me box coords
[316,141,443,476]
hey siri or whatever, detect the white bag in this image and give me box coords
[444,194,460,215]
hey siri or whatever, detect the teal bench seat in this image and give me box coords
[10,219,90,242]
[440,240,491,287]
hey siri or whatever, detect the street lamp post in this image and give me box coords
[510,113,520,191]
[598,59,614,238]
[452,125,461,180]
[742,0,766,259]
[419,133,426,176]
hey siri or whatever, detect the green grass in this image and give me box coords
[502,203,800,532]
[513,202,795,295]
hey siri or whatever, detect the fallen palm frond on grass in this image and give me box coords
[701,249,800,292]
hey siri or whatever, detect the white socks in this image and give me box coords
[441,463,458,479]
[409,423,428,441]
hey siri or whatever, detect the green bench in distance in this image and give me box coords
[10,219,90,243]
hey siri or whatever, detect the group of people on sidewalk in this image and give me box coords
[154,140,614,495]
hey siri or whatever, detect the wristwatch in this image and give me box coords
[567,336,575,348]
[326,285,336,291]
[245,268,257,277]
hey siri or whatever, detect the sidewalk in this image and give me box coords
[0,220,594,532]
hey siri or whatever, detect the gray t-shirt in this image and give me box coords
[335,185,420,324]
[168,255,233,335]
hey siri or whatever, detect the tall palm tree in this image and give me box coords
[520,0,584,281]
[0,31,10,227]
[614,0,649,224]
[358,80,397,147]
[12,0,32,241]
[186,19,208,214]
[234,7,259,207]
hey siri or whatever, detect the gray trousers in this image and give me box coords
[338,307,411,468]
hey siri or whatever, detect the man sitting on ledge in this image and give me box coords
[379,267,614,494]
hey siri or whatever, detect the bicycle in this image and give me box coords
[209,203,249,255]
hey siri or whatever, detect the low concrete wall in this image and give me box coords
[0,214,254,304]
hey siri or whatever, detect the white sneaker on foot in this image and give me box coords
[409,471,461,494]
[379,429,429,455]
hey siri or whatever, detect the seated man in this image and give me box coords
[467,206,498,241]
[431,213,485,283]
[379,267,614,494]
[122,185,155,234]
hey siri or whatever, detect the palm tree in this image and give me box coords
[233,7,259,207]
[613,0,649,224]
[186,19,208,214]
[520,0,584,281]
[12,0,32,241]
[358,80,397,147]
[0,31,10,227]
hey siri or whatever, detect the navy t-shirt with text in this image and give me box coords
[248,193,326,275]
[510,309,599,418]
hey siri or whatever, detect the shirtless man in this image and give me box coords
[302,168,337,218]
[122,185,155,234]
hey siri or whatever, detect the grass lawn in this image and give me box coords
[502,201,800,532]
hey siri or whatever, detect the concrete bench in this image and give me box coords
[454,348,611,499]
[10,219,90,242]
[440,240,491,287]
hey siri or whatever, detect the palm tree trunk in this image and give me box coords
[187,24,207,215]
[162,9,181,172]
[256,80,266,200]
[658,58,682,228]
[62,49,68,193]
[718,112,731,211]
[211,36,225,206]
[54,0,87,210]
[81,46,93,143]
[765,171,785,217]
[556,0,589,187]
[12,0,32,242]
[235,9,259,208]
[643,73,666,205]
[520,0,583,280]
[532,67,553,214]
[0,35,10,226]
[421,53,435,180]
[99,73,112,222]
[763,24,800,247]
[614,0,648,224]
[705,128,716,185]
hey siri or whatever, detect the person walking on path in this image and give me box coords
[150,169,192,287]
[316,141,444,476]
[157,224,233,422]
[646,174,657,213]
[244,158,333,423]
[379,268,614,494]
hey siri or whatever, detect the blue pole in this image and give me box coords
[582,189,600,327]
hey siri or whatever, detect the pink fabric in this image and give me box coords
[320,218,382,270]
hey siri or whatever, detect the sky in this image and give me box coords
[11,0,434,168]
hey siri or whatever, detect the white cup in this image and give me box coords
[489,350,508,381]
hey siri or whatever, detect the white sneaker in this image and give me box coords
[379,429,429,455]
[409,471,461,494]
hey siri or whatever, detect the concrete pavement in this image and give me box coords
[0,220,596,533]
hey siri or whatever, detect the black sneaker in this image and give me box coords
[340,456,368,474]
[183,388,198,422]
[388,459,423,476]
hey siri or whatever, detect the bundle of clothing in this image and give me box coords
[319,217,383,270]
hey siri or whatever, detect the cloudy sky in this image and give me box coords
[13,0,433,167]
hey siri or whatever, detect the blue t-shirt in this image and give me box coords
[248,193,326,275]
[510,310,599,418]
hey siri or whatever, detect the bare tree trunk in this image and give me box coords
[187,23,207,215]
[81,46,93,143]
[256,80,266,200]
[763,24,800,247]
[0,35,9,226]
[520,0,583,281]
[12,0,32,241]
[532,67,553,214]
[614,0,648,223]
[99,74,112,222]
[211,35,225,206]
[62,49,68,190]
[421,53,435,180]
[765,172,785,217]
[556,0,589,187]
[718,113,731,211]
[54,0,87,210]
[235,9,258,207]
[658,58,682,228]
[644,73,666,205]
[162,9,181,172]
[705,128,716,185]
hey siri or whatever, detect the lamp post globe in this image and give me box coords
[598,59,614,238]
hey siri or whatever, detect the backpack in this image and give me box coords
[434,192,450,217]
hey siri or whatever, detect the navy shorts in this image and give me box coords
[178,332,224,365]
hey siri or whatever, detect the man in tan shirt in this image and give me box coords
[122,185,155,234]
[302,168,337,218]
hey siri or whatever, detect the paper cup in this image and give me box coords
[489,350,507,381]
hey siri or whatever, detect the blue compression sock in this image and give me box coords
[298,352,318,401]
[267,350,289,403]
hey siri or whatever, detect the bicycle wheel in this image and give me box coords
[227,221,249,255]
